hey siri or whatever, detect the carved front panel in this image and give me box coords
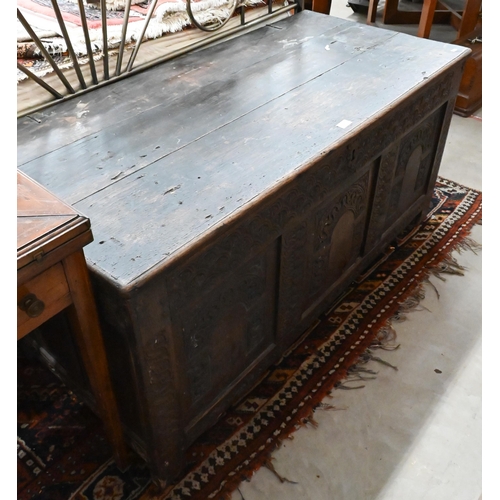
[171,241,279,414]
[279,171,372,340]
[309,175,369,296]
[384,105,446,228]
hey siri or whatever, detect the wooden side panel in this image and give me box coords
[366,103,449,250]
[89,276,149,457]
[385,105,446,228]
[170,240,279,429]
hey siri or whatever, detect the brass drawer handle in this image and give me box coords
[18,293,45,318]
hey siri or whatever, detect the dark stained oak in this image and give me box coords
[17,11,470,485]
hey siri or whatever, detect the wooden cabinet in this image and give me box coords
[453,26,482,116]
[17,11,469,485]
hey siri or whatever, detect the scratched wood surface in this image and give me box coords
[16,4,294,116]
[17,11,468,288]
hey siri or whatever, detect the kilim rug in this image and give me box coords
[17,177,482,500]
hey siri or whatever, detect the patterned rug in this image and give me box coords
[17,177,482,500]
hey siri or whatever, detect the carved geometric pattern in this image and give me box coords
[130,68,459,482]
[365,145,399,250]
[172,244,277,406]
[385,105,446,225]
[166,178,481,500]
[309,172,370,299]
[168,71,457,308]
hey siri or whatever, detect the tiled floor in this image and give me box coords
[231,2,483,499]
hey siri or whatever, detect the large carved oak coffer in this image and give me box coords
[16,11,469,485]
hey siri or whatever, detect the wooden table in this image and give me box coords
[17,170,128,469]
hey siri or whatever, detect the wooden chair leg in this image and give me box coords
[367,0,380,24]
[417,0,438,38]
[383,0,401,22]
[457,0,481,39]
[311,0,332,15]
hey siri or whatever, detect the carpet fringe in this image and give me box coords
[454,236,482,255]
[315,402,346,411]
[372,324,398,346]
[392,285,430,322]
[423,277,441,300]
[430,256,467,281]
[256,228,480,494]
[263,457,298,485]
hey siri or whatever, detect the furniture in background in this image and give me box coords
[416,0,481,39]
[17,170,128,470]
[366,0,481,40]
[17,10,469,486]
[453,24,481,116]
[367,0,459,27]
[365,0,482,117]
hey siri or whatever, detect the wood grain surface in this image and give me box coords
[18,11,469,288]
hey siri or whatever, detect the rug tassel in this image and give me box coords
[455,236,482,255]
[423,277,441,299]
[335,382,366,390]
[348,365,379,375]
[373,324,398,346]
[397,292,430,314]
[370,342,401,351]
[364,351,398,371]
[347,373,377,382]
[430,256,467,281]
[391,286,430,322]
[370,357,398,371]
[303,414,320,428]
[263,458,298,485]
[316,402,346,411]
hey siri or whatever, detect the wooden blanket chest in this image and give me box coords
[17,10,469,485]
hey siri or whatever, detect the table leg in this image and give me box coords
[367,0,380,24]
[311,0,332,15]
[383,0,401,21]
[417,0,438,38]
[457,0,481,39]
[62,250,129,470]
